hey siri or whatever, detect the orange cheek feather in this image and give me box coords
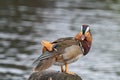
[74,32,82,40]
[85,32,92,43]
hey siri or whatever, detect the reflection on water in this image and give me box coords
[0,0,120,80]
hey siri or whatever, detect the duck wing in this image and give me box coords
[33,51,56,72]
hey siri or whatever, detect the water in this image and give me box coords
[0,0,120,80]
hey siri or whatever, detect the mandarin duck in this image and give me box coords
[33,25,92,75]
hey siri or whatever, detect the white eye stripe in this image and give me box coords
[81,25,83,32]
[85,27,90,32]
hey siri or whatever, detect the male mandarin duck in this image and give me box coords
[33,25,92,74]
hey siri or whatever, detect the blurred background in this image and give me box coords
[0,0,120,80]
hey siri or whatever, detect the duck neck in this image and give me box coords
[81,39,91,55]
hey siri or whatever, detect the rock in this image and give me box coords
[28,70,82,80]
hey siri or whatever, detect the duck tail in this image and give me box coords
[33,58,56,72]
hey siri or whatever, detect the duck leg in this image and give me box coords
[61,66,65,72]
[65,63,75,75]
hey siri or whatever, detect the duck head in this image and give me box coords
[74,25,92,55]
[74,25,92,42]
